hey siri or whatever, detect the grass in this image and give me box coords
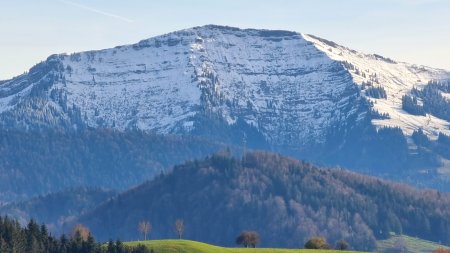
[126,239,364,253]
[376,234,448,253]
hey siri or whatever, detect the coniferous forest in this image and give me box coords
[0,216,151,253]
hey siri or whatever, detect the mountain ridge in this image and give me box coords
[1,25,448,138]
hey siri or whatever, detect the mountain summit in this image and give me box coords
[1,25,450,191]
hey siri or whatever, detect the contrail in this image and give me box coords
[57,0,134,23]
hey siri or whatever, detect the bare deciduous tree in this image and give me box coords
[138,221,151,241]
[175,219,185,239]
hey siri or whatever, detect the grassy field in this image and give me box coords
[376,234,447,253]
[126,239,363,253]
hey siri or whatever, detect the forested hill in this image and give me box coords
[0,129,224,203]
[0,187,117,232]
[79,152,450,251]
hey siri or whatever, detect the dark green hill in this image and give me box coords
[79,152,450,251]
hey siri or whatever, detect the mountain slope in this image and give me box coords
[304,34,450,138]
[1,25,450,192]
[0,129,224,203]
[0,25,369,148]
[0,187,116,233]
[2,25,448,140]
[78,152,450,251]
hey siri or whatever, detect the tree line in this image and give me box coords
[0,216,351,252]
[0,216,152,253]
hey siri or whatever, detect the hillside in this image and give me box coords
[0,187,116,232]
[0,129,224,203]
[0,25,449,192]
[78,152,450,251]
[126,240,363,253]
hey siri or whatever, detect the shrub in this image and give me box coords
[304,236,329,249]
[336,239,349,250]
[236,231,260,248]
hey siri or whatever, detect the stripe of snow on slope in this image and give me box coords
[303,33,450,139]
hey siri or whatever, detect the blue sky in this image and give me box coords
[1,0,449,79]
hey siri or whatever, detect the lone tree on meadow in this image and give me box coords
[138,220,152,241]
[175,219,185,239]
[336,239,350,250]
[236,231,260,248]
[304,236,330,249]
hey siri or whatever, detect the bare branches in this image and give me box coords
[138,221,151,241]
[175,219,185,239]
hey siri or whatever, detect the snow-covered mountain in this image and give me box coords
[0,26,359,146]
[1,25,450,186]
[2,25,448,141]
